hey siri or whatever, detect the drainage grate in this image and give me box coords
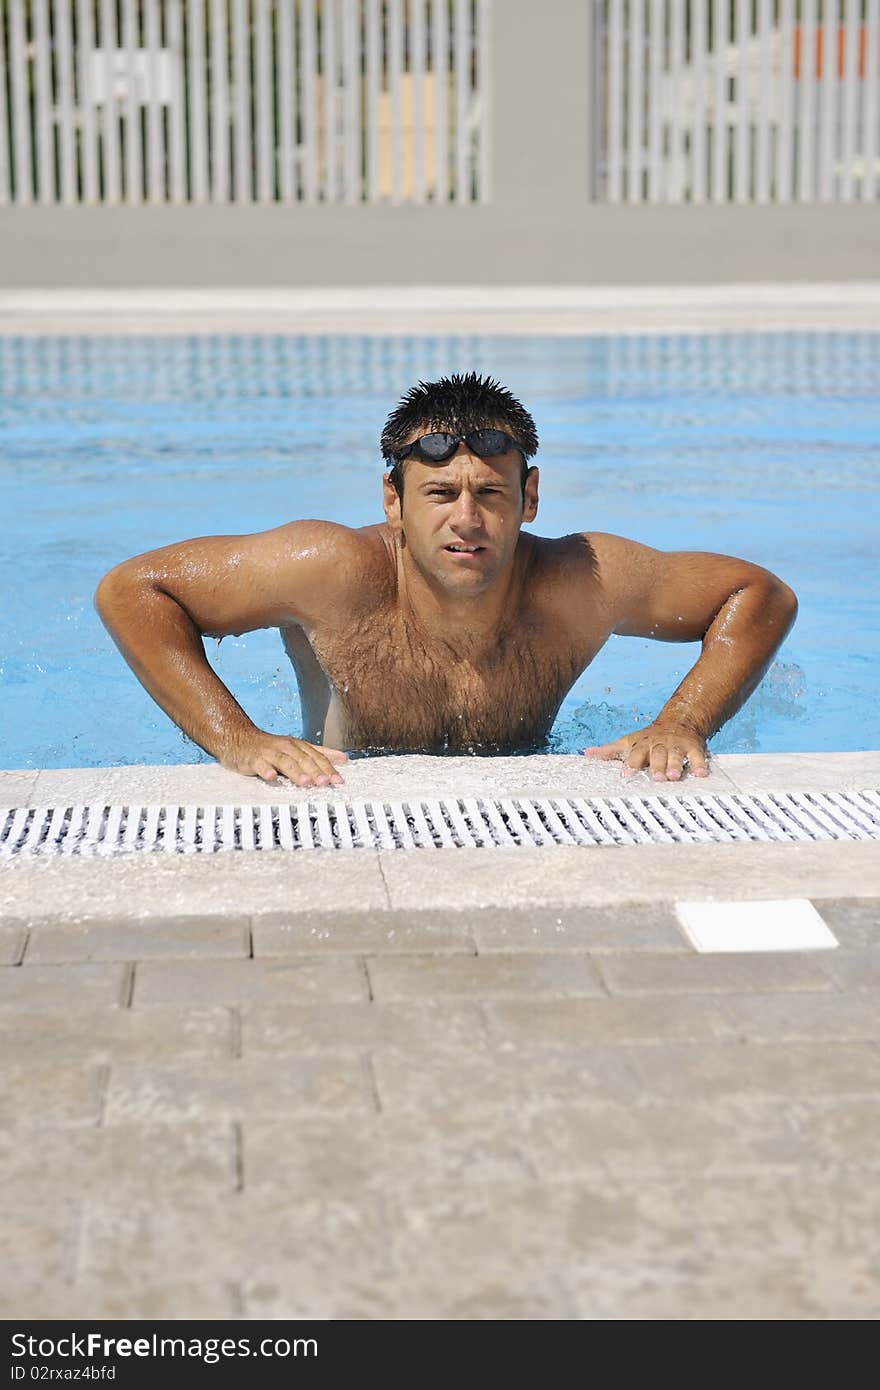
[1,790,879,857]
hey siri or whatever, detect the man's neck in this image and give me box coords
[393,536,530,661]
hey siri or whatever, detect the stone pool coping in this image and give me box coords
[2,281,880,334]
[2,750,879,921]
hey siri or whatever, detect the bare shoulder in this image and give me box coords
[519,533,608,644]
[524,531,649,635]
[579,530,645,568]
[525,531,604,589]
[274,518,393,612]
[276,517,382,569]
[576,530,652,607]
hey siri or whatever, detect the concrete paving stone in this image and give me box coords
[241,1111,535,1195]
[596,951,837,996]
[0,769,40,804]
[471,904,686,954]
[518,1097,806,1179]
[132,956,368,1007]
[252,909,476,957]
[819,949,880,992]
[0,1061,107,1128]
[0,928,25,965]
[0,848,390,919]
[484,995,736,1047]
[0,1202,79,1290]
[787,1100,880,1165]
[720,991,880,1043]
[625,1040,880,1100]
[239,1278,414,1321]
[386,1172,879,1309]
[1,1280,240,1320]
[347,1279,579,1321]
[104,1057,375,1124]
[239,1277,578,1320]
[79,1192,393,1301]
[568,1250,880,1320]
[25,915,251,964]
[371,1044,641,1113]
[366,952,606,1002]
[384,1180,615,1311]
[0,1123,235,1199]
[0,961,128,1009]
[240,1000,489,1056]
[717,749,880,793]
[812,898,880,948]
[378,840,880,910]
[1,1006,231,1066]
[607,1171,880,1255]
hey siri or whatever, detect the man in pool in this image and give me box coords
[95,371,798,788]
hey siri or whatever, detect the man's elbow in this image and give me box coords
[94,563,140,620]
[768,579,798,632]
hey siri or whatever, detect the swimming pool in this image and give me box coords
[1,331,877,769]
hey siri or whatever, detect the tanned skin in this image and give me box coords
[95,428,798,788]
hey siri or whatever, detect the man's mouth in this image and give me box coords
[444,544,484,554]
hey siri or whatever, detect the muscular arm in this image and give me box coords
[94,520,360,780]
[585,533,798,776]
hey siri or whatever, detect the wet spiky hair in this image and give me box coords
[380,371,539,475]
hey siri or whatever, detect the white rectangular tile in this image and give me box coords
[675,900,838,954]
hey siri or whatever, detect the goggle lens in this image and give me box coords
[413,429,513,461]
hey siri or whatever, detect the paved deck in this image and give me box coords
[2,751,879,1319]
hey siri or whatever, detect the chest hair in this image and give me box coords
[311,610,582,752]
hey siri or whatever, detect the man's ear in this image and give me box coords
[522,466,539,523]
[383,473,403,531]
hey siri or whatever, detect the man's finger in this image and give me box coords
[583,742,625,760]
[665,747,685,781]
[685,744,710,777]
[649,742,669,780]
[624,740,650,775]
[282,753,336,787]
[291,746,339,784]
[285,741,347,781]
[319,746,349,764]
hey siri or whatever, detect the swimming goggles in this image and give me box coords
[391,428,525,464]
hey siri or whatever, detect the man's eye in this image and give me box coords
[428,490,454,497]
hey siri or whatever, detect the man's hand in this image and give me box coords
[219,731,348,787]
[583,721,709,781]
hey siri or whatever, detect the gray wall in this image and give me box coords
[2,0,878,289]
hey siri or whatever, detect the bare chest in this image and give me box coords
[307,613,589,752]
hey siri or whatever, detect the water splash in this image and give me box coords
[709,660,808,753]
[550,659,808,756]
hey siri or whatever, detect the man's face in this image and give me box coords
[382,428,539,595]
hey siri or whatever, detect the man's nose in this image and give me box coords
[449,488,481,526]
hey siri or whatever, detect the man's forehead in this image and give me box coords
[407,454,517,486]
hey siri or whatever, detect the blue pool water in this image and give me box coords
[1,331,878,769]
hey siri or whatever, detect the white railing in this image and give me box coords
[0,0,489,206]
[596,0,880,203]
